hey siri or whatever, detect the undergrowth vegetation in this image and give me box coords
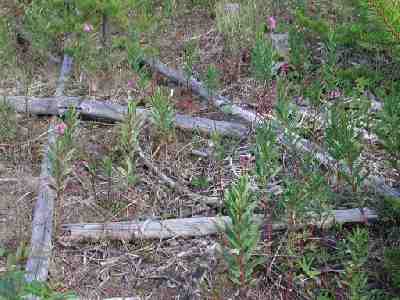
[0,0,400,299]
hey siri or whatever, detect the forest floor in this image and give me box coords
[1,3,400,300]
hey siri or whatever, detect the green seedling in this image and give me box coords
[150,87,175,143]
[254,120,280,188]
[203,64,220,96]
[222,175,264,294]
[251,29,275,84]
[326,104,366,193]
[374,87,400,179]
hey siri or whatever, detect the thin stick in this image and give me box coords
[137,146,220,206]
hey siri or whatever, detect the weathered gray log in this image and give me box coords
[144,57,259,123]
[62,208,377,241]
[143,58,400,200]
[25,54,73,283]
[4,96,249,138]
[25,122,56,282]
[55,55,73,97]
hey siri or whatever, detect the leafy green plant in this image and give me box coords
[60,106,79,149]
[49,108,78,229]
[275,77,299,146]
[295,0,399,56]
[374,88,400,178]
[222,175,264,293]
[127,28,146,73]
[182,39,199,84]
[360,0,400,43]
[251,30,276,84]
[0,244,74,300]
[282,178,308,230]
[302,169,332,224]
[190,176,210,189]
[102,156,114,201]
[203,64,220,96]
[325,104,365,193]
[120,100,142,158]
[117,100,142,189]
[342,227,370,300]
[288,24,310,79]
[384,247,400,289]
[210,131,226,162]
[296,256,321,281]
[254,120,280,188]
[163,0,176,18]
[322,30,339,91]
[150,87,175,143]
[0,270,74,300]
[117,157,137,189]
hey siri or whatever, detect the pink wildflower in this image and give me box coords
[279,62,290,75]
[239,154,253,170]
[55,122,67,135]
[83,23,94,33]
[267,16,277,32]
[328,89,342,99]
[127,79,135,89]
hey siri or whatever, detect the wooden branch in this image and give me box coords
[25,54,73,283]
[61,208,377,241]
[143,57,400,200]
[4,96,249,138]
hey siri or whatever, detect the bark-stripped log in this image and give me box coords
[25,121,56,282]
[25,54,73,283]
[143,58,400,200]
[4,96,249,138]
[62,208,377,241]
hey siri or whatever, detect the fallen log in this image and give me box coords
[144,57,258,123]
[4,96,249,138]
[143,57,400,200]
[62,208,377,241]
[25,54,73,283]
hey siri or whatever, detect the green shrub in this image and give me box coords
[150,87,175,142]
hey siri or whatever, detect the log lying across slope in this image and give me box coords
[62,208,377,241]
[25,54,73,283]
[143,58,400,200]
[4,96,249,138]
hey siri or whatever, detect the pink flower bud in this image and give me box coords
[267,16,277,31]
[127,79,135,89]
[280,62,290,74]
[239,154,252,169]
[328,89,342,99]
[55,122,67,135]
[83,23,94,33]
